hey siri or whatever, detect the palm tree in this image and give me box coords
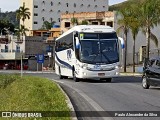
[71,17,78,26]
[81,20,88,25]
[126,1,141,72]
[139,0,160,59]
[16,3,30,27]
[129,17,140,72]
[15,25,29,38]
[41,21,55,30]
[116,3,132,72]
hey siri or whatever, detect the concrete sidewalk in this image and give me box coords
[120,65,143,76]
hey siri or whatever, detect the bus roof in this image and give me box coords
[56,25,115,41]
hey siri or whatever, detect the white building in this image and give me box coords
[20,0,109,31]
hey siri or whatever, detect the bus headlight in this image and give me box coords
[115,66,119,69]
[81,64,88,69]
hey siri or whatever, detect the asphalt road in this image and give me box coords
[24,72,160,120]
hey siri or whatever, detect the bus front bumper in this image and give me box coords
[77,68,119,79]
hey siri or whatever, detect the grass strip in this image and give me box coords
[0,74,71,120]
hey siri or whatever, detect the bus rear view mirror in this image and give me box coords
[75,37,80,49]
[118,37,125,49]
[74,31,78,37]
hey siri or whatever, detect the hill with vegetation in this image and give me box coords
[0,11,19,27]
[109,0,129,11]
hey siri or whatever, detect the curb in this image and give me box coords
[0,70,54,74]
[120,72,142,76]
[56,82,77,120]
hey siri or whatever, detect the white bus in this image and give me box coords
[55,25,123,82]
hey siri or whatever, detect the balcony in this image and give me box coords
[0,52,24,60]
[12,36,23,43]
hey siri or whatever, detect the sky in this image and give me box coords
[0,0,126,12]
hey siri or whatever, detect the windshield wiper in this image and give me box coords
[101,52,111,63]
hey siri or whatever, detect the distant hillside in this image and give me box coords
[109,1,128,11]
[0,11,19,27]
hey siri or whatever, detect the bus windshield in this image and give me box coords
[80,33,119,64]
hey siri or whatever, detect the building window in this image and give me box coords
[66,11,69,14]
[107,22,113,27]
[34,5,38,8]
[66,3,69,7]
[34,21,38,24]
[34,13,38,16]
[58,10,61,13]
[65,22,70,28]
[58,2,61,5]
[50,9,53,12]
[74,3,76,7]
[81,4,84,7]
[42,17,45,21]
[42,1,45,4]
[100,22,105,25]
[58,18,61,22]
[51,1,53,6]
[92,22,98,25]
[16,45,20,53]
[103,6,105,8]
[42,9,45,12]
[5,45,8,52]
[95,5,98,8]
[88,4,91,7]
[50,18,53,22]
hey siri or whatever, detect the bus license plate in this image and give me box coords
[98,73,105,76]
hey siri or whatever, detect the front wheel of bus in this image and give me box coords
[59,67,63,79]
[73,70,79,82]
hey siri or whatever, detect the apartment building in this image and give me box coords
[20,0,108,32]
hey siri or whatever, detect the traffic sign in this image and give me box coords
[37,54,44,63]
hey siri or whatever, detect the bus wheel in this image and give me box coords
[73,70,79,82]
[59,67,63,79]
[105,78,112,83]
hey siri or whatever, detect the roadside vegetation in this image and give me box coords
[0,74,71,120]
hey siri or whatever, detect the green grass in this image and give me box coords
[0,74,71,120]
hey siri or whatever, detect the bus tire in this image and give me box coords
[59,67,63,79]
[72,69,79,82]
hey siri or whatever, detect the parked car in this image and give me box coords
[142,57,160,89]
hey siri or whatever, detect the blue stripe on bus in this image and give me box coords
[55,53,72,70]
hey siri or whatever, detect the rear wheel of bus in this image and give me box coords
[59,67,68,79]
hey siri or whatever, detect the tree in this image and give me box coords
[127,2,141,73]
[0,19,15,35]
[138,0,160,59]
[71,18,78,26]
[16,3,30,26]
[81,20,88,25]
[15,25,29,37]
[41,21,55,30]
[116,2,132,72]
